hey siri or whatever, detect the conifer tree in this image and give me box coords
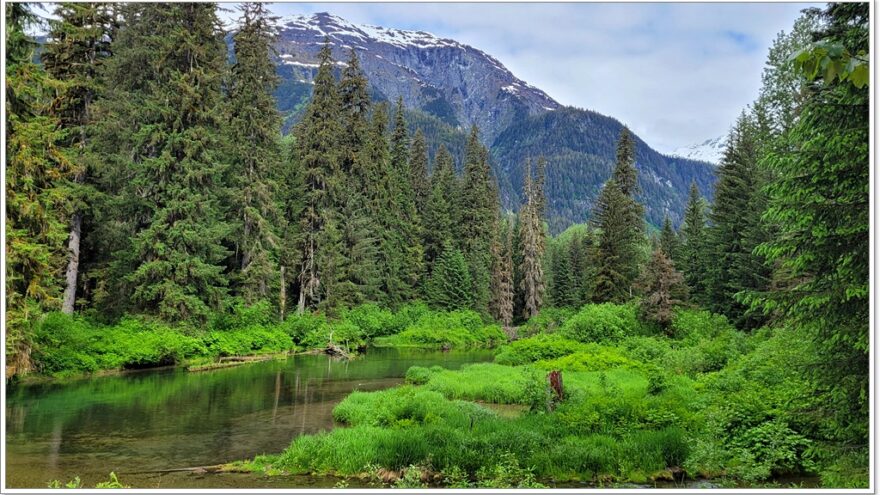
[705,113,770,328]
[409,129,431,220]
[294,41,343,314]
[6,4,72,370]
[489,218,515,326]
[751,2,868,442]
[519,159,546,319]
[636,247,688,331]
[658,215,679,261]
[227,2,283,305]
[97,3,229,321]
[458,126,497,313]
[425,248,473,310]
[42,2,115,314]
[548,242,573,307]
[679,182,708,303]
[338,48,370,181]
[591,128,645,302]
[423,146,457,268]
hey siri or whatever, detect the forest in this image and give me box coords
[4,1,870,490]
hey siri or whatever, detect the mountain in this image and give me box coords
[671,136,727,165]
[268,12,716,233]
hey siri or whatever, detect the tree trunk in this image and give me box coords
[61,212,82,314]
[279,265,286,321]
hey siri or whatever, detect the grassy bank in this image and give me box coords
[21,302,505,380]
[234,304,868,488]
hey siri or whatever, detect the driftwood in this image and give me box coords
[120,464,229,475]
[325,343,351,359]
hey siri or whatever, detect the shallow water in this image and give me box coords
[5,348,494,488]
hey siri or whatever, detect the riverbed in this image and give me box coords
[5,348,494,488]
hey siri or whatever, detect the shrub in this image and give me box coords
[204,326,291,357]
[517,307,576,338]
[559,304,640,343]
[421,363,542,404]
[379,310,505,348]
[341,304,395,339]
[494,334,587,366]
[533,345,643,373]
[405,365,444,385]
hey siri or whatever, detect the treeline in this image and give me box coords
[4,2,549,372]
[541,3,868,447]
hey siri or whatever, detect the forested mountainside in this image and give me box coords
[265,12,716,232]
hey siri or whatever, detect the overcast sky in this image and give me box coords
[259,2,816,153]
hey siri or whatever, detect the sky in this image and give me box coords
[259,2,817,154]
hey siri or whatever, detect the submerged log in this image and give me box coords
[325,343,351,359]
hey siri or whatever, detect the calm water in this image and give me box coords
[5,348,494,488]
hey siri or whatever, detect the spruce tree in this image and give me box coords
[409,129,431,221]
[705,113,770,328]
[425,248,473,310]
[294,41,343,314]
[591,128,645,303]
[91,4,230,322]
[489,217,515,326]
[458,126,497,314]
[6,4,72,370]
[423,146,457,268]
[227,2,283,305]
[658,215,679,261]
[679,182,708,303]
[519,159,546,319]
[751,2,868,443]
[42,2,115,314]
[635,248,688,331]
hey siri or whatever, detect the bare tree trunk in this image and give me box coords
[279,265,286,321]
[61,212,82,314]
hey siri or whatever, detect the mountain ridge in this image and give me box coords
[267,12,716,233]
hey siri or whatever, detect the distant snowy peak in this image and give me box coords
[277,12,462,50]
[272,12,560,142]
[671,136,726,165]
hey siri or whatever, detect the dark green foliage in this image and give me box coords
[748,2,868,444]
[705,113,770,329]
[518,158,546,319]
[99,4,232,323]
[591,128,646,303]
[547,224,593,308]
[425,248,473,311]
[226,3,283,305]
[422,146,457,268]
[658,216,679,261]
[409,129,431,221]
[458,126,498,314]
[678,182,709,303]
[5,4,73,370]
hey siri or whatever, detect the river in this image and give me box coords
[5,348,495,488]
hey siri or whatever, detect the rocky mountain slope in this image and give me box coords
[268,12,716,233]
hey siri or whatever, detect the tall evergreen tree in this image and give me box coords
[678,182,709,303]
[425,248,473,310]
[751,2,869,443]
[518,159,546,320]
[293,41,343,314]
[98,3,229,321]
[658,215,679,261]
[409,129,431,221]
[705,113,770,328]
[489,217,515,326]
[6,4,72,372]
[226,2,283,305]
[42,2,115,314]
[591,128,645,302]
[423,146,457,268]
[458,125,497,314]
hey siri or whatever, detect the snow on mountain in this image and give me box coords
[271,12,560,141]
[671,136,727,165]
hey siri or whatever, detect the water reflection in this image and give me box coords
[5,348,494,488]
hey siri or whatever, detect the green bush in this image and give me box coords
[559,304,640,343]
[341,304,395,339]
[494,334,587,366]
[517,307,576,338]
[404,365,444,385]
[204,326,291,357]
[421,363,542,404]
[378,310,505,348]
[533,345,643,372]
